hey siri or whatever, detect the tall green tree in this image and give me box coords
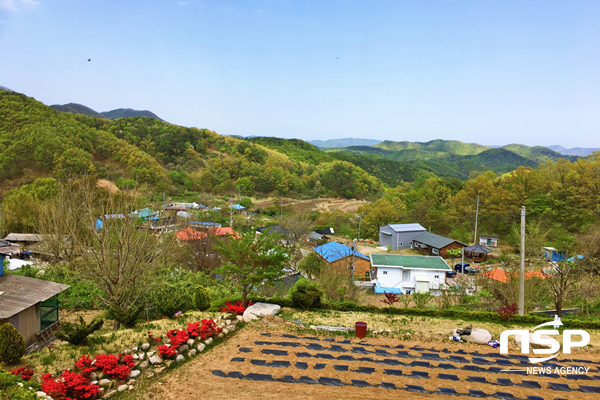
[214,230,288,306]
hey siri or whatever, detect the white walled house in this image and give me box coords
[370,254,451,295]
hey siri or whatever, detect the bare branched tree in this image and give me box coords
[39,178,178,329]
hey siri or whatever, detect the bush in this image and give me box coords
[193,285,212,311]
[106,306,140,328]
[8,388,36,400]
[55,316,104,345]
[0,323,26,364]
[412,292,434,309]
[290,279,323,311]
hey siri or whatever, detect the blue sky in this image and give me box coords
[1,1,599,147]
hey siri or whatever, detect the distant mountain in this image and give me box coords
[50,103,105,118]
[309,138,382,148]
[375,139,489,155]
[0,85,13,92]
[101,108,163,121]
[50,103,163,121]
[546,145,600,157]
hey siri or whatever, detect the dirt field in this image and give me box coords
[133,322,600,400]
[253,197,369,214]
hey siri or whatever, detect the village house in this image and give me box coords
[370,254,452,295]
[0,264,68,350]
[378,223,426,250]
[313,241,371,279]
[411,232,465,258]
[479,234,499,248]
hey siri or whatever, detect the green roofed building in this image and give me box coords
[370,254,451,295]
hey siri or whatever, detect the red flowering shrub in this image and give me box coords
[147,331,161,344]
[187,322,200,338]
[198,319,222,340]
[498,303,519,321]
[11,365,34,381]
[94,353,132,379]
[219,300,253,315]
[158,345,177,359]
[75,355,95,377]
[41,370,100,400]
[166,329,189,347]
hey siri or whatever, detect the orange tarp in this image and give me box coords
[209,226,240,239]
[176,227,208,241]
[482,267,546,283]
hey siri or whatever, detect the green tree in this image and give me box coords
[447,248,462,266]
[235,177,255,196]
[214,230,288,306]
[298,252,326,279]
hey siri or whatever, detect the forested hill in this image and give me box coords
[50,103,164,121]
[0,90,384,200]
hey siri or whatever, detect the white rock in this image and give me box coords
[236,315,243,321]
[204,338,213,345]
[178,344,188,353]
[89,372,98,381]
[187,339,195,347]
[36,392,46,399]
[452,328,492,345]
[146,351,155,357]
[222,328,229,334]
[188,349,197,357]
[123,350,131,354]
[175,354,185,364]
[242,302,281,322]
[132,354,139,360]
[514,332,553,349]
[99,379,112,388]
[141,343,150,350]
[103,390,117,399]
[229,325,236,332]
[149,355,163,365]
[117,384,128,392]
[225,319,232,325]
[129,370,141,378]
[128,385,133,391]
[132,346,138,352]
[217,333,223,338]
[138,352,145,360]
[91,381,98,386]
[139,361,149,370]
[197,343,206,352]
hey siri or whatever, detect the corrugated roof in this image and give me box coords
[382,223,426,233]
[412,232,465,249]
[176,227,208,241]
[3,233,43,242]
[464,243,492,253]
[0,274,69,318]
[210,227,240,238]
[257,225,291,235]
[314,242,369,263]
[479,234,498,239]
[370,254,451,271]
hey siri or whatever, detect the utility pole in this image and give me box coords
[229,195,233,227]
[0,204,2,239]
[473,196,480,243]
[280,195,283,217]
[519,206,526,315]
[352,238,357,282]
[357,214,362,241]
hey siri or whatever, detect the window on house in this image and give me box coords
[434,275,440,279]
[383,271,388,275]
[399,242,403,246]
[432,248,439,255]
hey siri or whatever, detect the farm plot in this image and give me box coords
[212,332,600,400]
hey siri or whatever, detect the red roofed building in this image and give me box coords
[176,227,208,241]
[209,226,240,239]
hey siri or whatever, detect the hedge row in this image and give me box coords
[210,297,600,330]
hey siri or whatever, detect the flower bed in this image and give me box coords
[219,300,253,315]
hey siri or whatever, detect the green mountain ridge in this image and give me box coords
[308,138,382,148]
[50,102,163,121]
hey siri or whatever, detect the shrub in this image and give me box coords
[198,319,222,340]
[93,353,134,379]
[498,303,519,321]
[158,345,177,359]
[153,282,190,318]
[193,285,212,311]
[290,279,323,311]
[412,291,434,309]
[55,316,104,345]
[0,323,26,364]
[10,365,34,381]
[7,387,36,400]
[41,370,100,400]
[106,305,141,328]
[219,300,253,315]
[166,329,189,347]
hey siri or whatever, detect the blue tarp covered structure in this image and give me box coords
[373,282,403,294]
[231,204,245,210]
[314,241,369,263]
[567,254,584,262]
[129,208,158,219]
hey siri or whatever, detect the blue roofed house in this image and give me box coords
[379,223,427,250]
[313,242,371,279]
[370,254,452,295]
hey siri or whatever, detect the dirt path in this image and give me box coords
[139,325,600,400]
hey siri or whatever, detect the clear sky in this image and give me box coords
[1,1,599,148]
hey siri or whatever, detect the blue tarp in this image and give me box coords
[231,204,245,210]
[374,284,403,295]
[567,254,584,262]
[314,241,369,263]
[95,219,103,230]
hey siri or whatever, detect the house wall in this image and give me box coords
[414,241,463,258]
[379,232,393,249]
[9,304,40,346]
[480,237,498,247]
[330,257,371,278]
[374,267,446,294]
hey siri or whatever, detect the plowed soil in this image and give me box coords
[142,327,600,400]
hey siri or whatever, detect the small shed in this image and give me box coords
[313,242,370,278]
[3,233,43,244]
[257,225,291,236]
[464,243,492,262]
[479,234,499,248]
[209,226,240,239]
[176,227,208,241]
[543,247,566,263]
[0,272,69,347]
[411,232,465,258]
